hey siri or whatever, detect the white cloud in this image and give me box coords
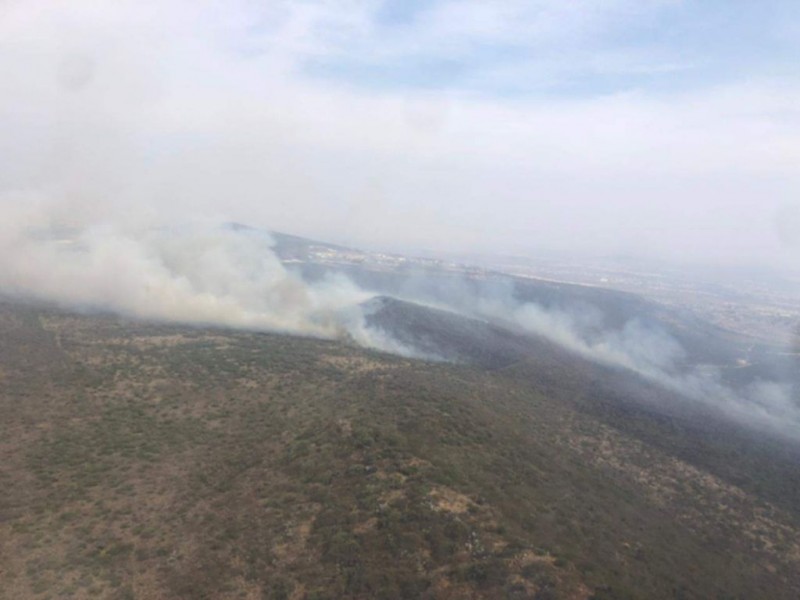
[0,0,798,267]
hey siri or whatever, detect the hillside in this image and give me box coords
[278,231,791,387]
[1,300,799,599]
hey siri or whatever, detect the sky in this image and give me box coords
[2,0,800,270]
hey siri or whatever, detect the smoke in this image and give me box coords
[345,299,447,361]
[1,201,796,439]
[0,1,795,448]
[0,199,468,362]
[490,291,799,440]
[0,208,367,338]
[0,0,795,437]
[358,270,799,440]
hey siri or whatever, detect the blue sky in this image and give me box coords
[1,0,800,268]
[300,1,800,96]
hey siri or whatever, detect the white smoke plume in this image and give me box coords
[0,206,368,338]
[497,295,800,441]
[377,272,799,440]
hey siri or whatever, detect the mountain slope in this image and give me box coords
[361,294,800,516]
[361,295,542,368]
[1,300,799,599]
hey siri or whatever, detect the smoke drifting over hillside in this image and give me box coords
[365,273,800,441]
[1,216,344,335]
[0,209,441,359]
[1,209,797,441]
[505,301,799,440]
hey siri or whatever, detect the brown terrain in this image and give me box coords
[1,300,799,599]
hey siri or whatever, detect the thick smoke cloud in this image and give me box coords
[0,204,443,360]
[1,214,335,336]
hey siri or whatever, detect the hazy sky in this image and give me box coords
[2,0,800,269]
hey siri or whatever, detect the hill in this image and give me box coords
[1,300,799,599]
